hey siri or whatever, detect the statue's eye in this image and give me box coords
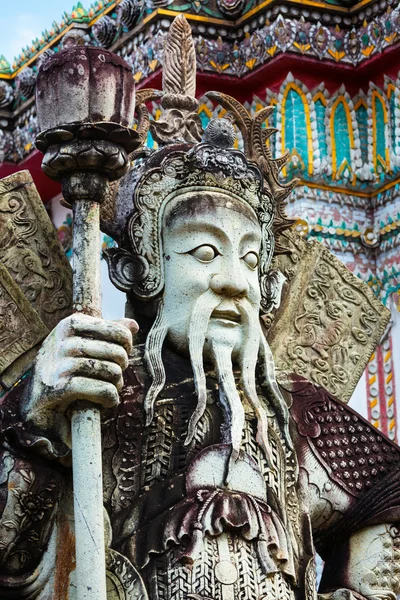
[242,251,259,269]
[189,245,219,262]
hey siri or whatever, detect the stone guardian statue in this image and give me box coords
[0,14,399,600]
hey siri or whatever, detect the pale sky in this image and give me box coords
[0,1,90,63]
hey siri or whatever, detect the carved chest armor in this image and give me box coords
[102,346,315,600]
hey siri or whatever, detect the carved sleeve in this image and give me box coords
[286,373,400,600]
[0,377,67,596]
[0,376,70,463]
[319,523,400,600]
[0,441,65,595]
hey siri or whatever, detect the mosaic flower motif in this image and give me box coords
[344,29,361,65]
[332,26,345,53]
[15,67,36,101]
[261,20,275,51]
[209,37,231,73]
[272,16,296,52]
[231,41,244,76]
[92,15,118,48]
[391,7,400,34]
[368,20,384,51]
[295,18,311,53]
[360,22,371,51]
[195,38,210,71]
[116,0,142,30]
[309,23,330,59]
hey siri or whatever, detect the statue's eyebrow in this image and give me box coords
[166,219,229,243]
[165,219,261,250]
[239,231,262,248]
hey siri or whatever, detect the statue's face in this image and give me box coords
[162,192,262,360]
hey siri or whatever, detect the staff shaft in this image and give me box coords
[71,199,107,600]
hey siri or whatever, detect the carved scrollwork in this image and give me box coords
[0,171,73,387]
[0,449,62,578]
[268,229,390,402]
[106,548,149,600]
[0,263,48,376]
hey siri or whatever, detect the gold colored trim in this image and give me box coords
[89,1,119,25]
[387,83,396,99]
[239,0,348,23]
[330,96,354,175]
[313,91,327,106]
[198,103,214,117]
[158,8,232,25]
[11,23,75,78]
[354,98,367,111]
[297,175,400,198]
[1,0,394,80]
[350,0,379,12]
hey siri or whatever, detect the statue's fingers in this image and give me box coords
[112,318,139,355]
[57,358,124,390]
[113,318,139,335]
[66,314,135,354]
[62,338,129,370]
[61,377,120,409]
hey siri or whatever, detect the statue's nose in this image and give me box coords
[209,270,249,298]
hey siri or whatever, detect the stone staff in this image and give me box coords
[35,46,139,599]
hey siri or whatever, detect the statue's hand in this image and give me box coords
[21,313,138,447]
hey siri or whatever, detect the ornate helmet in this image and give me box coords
[103,15,297,313]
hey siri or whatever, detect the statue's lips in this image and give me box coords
[211,309,241,324]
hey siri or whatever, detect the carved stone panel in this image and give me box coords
[0,263,48,375]
[0,170,72,387]
[268,229,390,402]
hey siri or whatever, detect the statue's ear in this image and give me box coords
[103,248,149,293]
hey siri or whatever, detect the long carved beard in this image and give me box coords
[143,291,292,473]
[143,303,169,425]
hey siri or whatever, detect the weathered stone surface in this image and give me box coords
[34,38,141,600]
[0,170,72,386]
[2,16,400,600]
[0,263,48,380]
[268,228,390,402]
[36,46,136,132]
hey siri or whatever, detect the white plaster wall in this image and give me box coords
[390,308,400,425]
[50,194,69,228]
[349,370,368,419]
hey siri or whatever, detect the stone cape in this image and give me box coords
[1,343,400,599]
